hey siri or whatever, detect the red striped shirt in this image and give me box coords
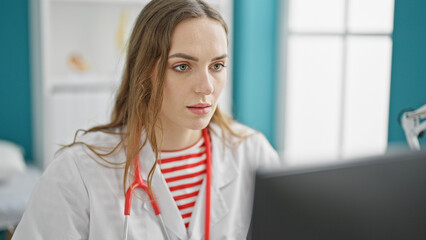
[158,136,206,229]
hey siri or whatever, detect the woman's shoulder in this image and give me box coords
[64,128,122,153]
[39,129,125,191]
[73,128,124,146]
[209,121,266,145]
[210,122,280,168]
[52,128,125,169]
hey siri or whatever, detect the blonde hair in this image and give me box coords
[67,0,243,194]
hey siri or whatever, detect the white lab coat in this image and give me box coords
[12,123,279,240]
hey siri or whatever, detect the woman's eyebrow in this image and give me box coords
[168,53,198,61]
[211,54,228,61]
[168,53,228,62]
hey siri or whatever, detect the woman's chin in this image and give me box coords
[186,117,212,130]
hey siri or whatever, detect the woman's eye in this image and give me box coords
[211,63,225,71]
[173,64,190,72]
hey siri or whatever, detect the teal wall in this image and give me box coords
[0,0,33,162]
[388,0,426,147]
[233,0,279,147]
[0,1,31,238]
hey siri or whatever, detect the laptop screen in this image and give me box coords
[249,150,426,240]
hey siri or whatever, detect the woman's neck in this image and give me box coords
[155,125,202,151]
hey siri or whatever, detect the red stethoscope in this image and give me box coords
[122,128,212,240]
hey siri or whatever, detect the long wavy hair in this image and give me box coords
[67,0,242,194]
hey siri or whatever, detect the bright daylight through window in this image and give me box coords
[279,0,395,165]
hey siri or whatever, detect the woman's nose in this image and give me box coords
[194,69,214,95]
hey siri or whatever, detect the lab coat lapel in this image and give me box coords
[188,125,238,239]
[139,139,188,239]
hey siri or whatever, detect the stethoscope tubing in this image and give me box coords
[203,128,212,240]
[122,215,129,240]
[158,214,171,240]
[122,128,212,240]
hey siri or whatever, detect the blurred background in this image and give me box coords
[1,0,426,238]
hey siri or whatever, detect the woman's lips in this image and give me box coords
[187,103,212,115]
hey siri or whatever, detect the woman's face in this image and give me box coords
[159,17,228,131]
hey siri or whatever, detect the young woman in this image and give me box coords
[12,0,279,239]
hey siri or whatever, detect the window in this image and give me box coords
[278,0,395,166]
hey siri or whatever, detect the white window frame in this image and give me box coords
[276,0,395,165]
